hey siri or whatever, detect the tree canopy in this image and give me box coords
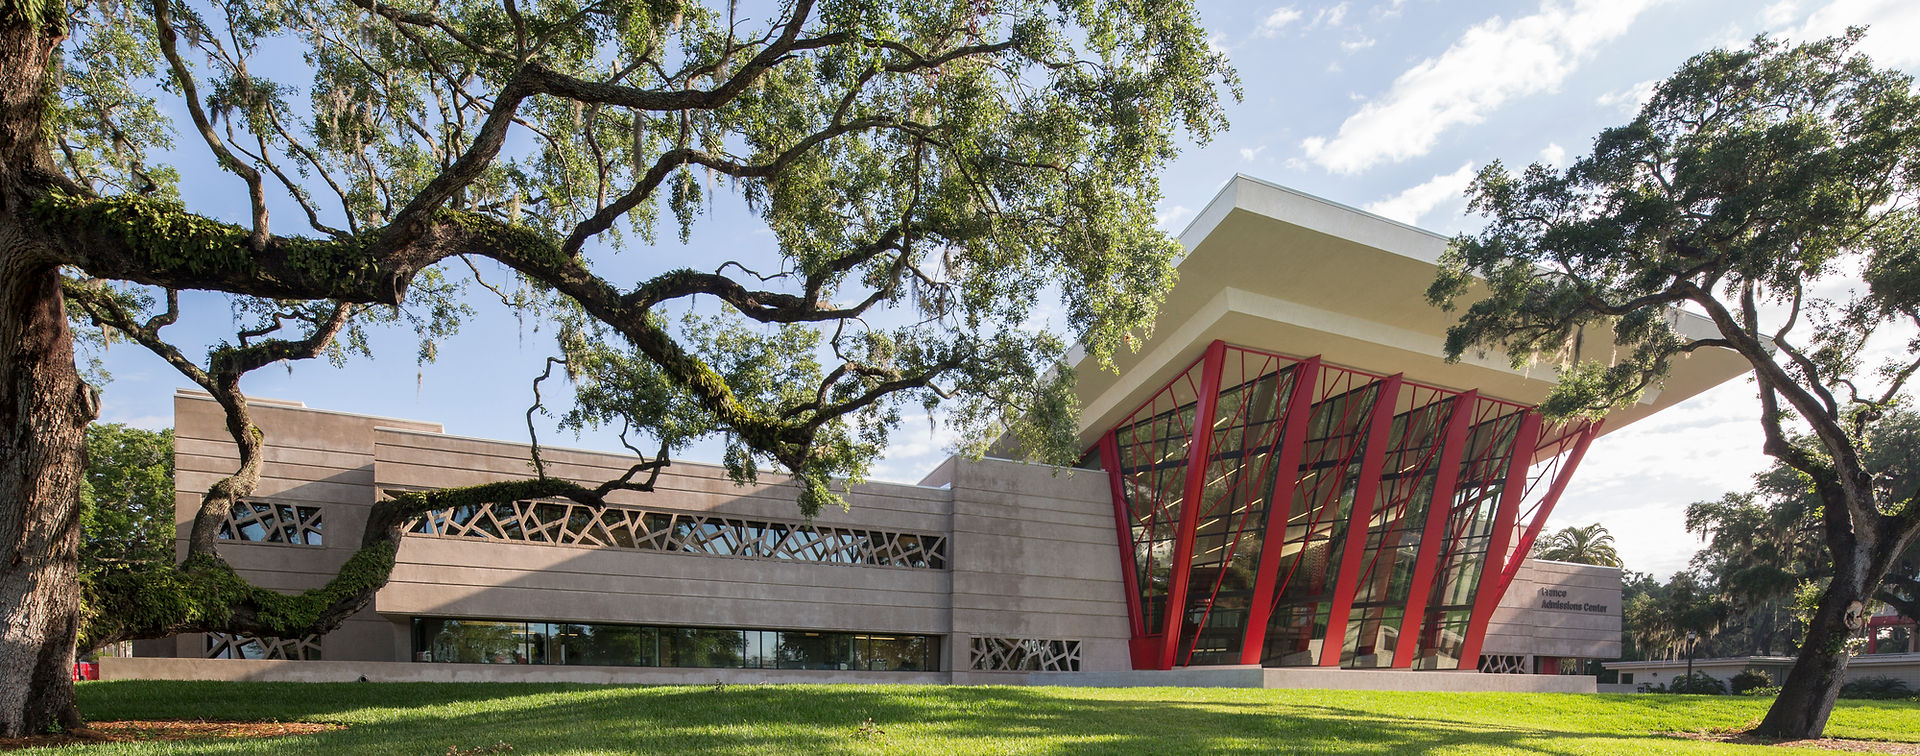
[0,0,1234,735]
[1431,30,1920,738]
[78,423,174,575]
[1533,523,1623,567]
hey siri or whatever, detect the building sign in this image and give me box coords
[1538,587,1609,614]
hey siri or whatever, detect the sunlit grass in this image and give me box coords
[26,680,1920,754]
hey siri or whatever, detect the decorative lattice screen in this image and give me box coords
[407,499,946,569]
[969,637,1081,671]
[216,501,323,546]
[205,632,322,660]
[1476,654,1528,674]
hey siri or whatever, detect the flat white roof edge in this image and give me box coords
[371,424,957,493]
[175,389,443,430]
[1230,173,1455,244]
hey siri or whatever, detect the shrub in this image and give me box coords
[1664,672,1729,695]
[1731,669,1773,695]
[1839,676,1913,700]
[1740,685,1783,698]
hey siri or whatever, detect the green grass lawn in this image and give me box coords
[28,680,1920,755]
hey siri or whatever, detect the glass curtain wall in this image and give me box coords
[1409,403,1525,670]
[1176,352,1302,665]
[1101,341,1590,672]
[1111,357,1209,636]
[1337,388,1455,668]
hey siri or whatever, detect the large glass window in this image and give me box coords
[1260,371,1383,667]
[776,631,852,670]
[662,627,745,668]
[414,619,531,664]
[410,618,939,672]
[1410,407,1524,670]
[1340,391,1455,669]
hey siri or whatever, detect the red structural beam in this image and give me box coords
[1390,390,1477,668]
[1238,356,1321,665]
[1455,410,1543,668]
[1493,419,1602,598]
[1156,340,1228,671]
[1099,430,1147,638]
[1317,374,1404,666]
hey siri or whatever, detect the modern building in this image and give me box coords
[1604,606,1920,692]
[125,176,1749,687]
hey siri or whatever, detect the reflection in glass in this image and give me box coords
[411,618,938,672]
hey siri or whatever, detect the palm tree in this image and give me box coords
[1535,523,1624,567]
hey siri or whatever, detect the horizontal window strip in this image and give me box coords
[403,499,947,569]
[411,617,940,672]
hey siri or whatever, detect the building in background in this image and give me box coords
[126,176,1748,687]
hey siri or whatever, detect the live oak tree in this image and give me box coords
[1431,32,1920,738]
[0,0,1232,735]
[1688,411,1920,652]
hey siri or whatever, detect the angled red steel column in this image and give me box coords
[1317,373,1404,666]
[1237,356,1321,665]
[1389,390,1478,668]
[1455,410,1543,669]
[1156,340,1228,670]
[1494,419,1603,597]
[1099,431,1147,639]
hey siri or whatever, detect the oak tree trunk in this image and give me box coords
[0,9,92,738]
[1755,545,1872,739]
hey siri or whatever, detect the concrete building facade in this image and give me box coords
[127,177,1746,688]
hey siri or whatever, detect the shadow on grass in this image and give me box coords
[61,681,1810,755]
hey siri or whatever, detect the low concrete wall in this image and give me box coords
[1023,665,1594,693]
[1026,666,1267,688]
[1263,668,1595,693]
[100,657,948,686]
[103,656,1595,693]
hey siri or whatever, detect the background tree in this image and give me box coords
[78,423,174,575]
[1430,31,1920,738]
[1533,522,1624,566]
[0,0,1234,735]
[1683,489,1817,657]
[1621,569,1725,661]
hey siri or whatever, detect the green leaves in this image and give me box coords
[78,424,175,576]
[1436,31,1920,421]
[43,0,1232,518]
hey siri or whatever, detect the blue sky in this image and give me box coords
[93,0,1920,577]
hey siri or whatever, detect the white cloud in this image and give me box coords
[1301,0,1663,175]
[1341,35,1377,52]
[1156,204,1194,231]
[1787,0,1920,67]
[1538,142,1567,167]
[1596,78,1659,114]
[866,410,962,484]
[1258,6,1305,37]
[1240,145,1269,162]
[1314,2,1350,28]
[1761,0,1800,27]
[1364,161,1476,225]
[1549,378,1771,576]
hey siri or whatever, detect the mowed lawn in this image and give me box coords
[28,680,1920,755]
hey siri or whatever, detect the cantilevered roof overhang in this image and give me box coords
[1069,175,1753,449]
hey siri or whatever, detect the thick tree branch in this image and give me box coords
[151,0,269,249]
